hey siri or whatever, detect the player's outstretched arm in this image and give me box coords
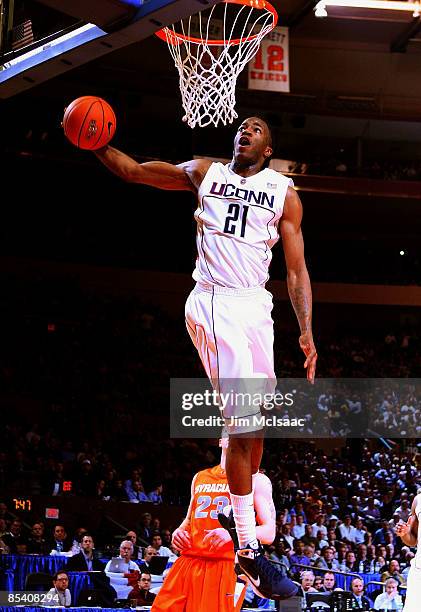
[94,146,211,191]
[280,186,317,383]
[395,498,418,547]
[171,474,199,551]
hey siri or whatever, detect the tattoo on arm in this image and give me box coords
[291,286,311,333]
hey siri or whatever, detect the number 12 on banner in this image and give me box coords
[248,26,290,93]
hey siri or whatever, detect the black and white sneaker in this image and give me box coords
[218,510,239,550]
[237,545,299,600]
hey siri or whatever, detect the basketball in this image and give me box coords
[63,96,116,150]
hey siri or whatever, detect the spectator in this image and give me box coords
[49,525,71,554]
[66,534,115,605]
[338,516,357,544]
[354,518,367,545]
[311,513,328,538]
[381,559,405,586]
[150,532,176,561]
[301,524,318,548]
[127,571,156,606]
[128,481,149,503]
[2,519,25,553]
[137,513,153,545]
[298,570,318,609]
[148,483,163,504]
[350,577,371,610]
[70,527,88,555]
[126,530,142,560]
[291,515,306,539]
[290,540,311,569]
[316,547,340,571]
[321,571,337,593]
[313,575,323,591]
[341,550,358,573]
[27,522,49,555]
[373,578,403,610]
[47,571,72,607]
[104,540,139,600]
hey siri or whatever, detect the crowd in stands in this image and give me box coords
[0,276,420,608]
[287,157,421,182]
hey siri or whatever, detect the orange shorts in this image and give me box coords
[151,555,245,612]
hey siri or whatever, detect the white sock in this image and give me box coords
[230,491,258,549]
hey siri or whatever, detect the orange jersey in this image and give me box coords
[183,465,233,561]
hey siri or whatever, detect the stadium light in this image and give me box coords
[314,0,421,18]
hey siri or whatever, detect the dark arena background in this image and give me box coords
[0,0,421,610]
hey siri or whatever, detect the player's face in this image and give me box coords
[233,117,272,167]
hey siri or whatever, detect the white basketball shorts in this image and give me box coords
[403,558,421,612]
[185,282,276,434]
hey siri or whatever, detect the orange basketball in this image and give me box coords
[63,96,116,150]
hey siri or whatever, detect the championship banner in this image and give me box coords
[248,26,289,92]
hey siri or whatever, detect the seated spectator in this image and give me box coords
[0,536,9,554]
[313,576,324,591]
[298,570,318,609]
[303,543,319,565]
[141,545,159,569]
[373,519,392,545]
[311,513,328,539]
[2,519,26,553]
[338,515,357,544]
[341,550,358,573]
[27,522,49,555]
[47,571,72,607]
[373,578,403,610]
[66,534,115,606]
[291,515,306,539]
[128,480,149,503]
[70,527,88,555]
[301,524,318,548]
[290,540,311,569]
[350,577,371,610]
[137,512,153,544]
[49,524,72,554]
[281,523,295,551]
[124,469,143,498]
[269,538,291,569]
[148,483,163,504]
[126,530,142,560]
[315,529,329,550]
[381,559,405,586]
[320,571,337,593]
[127,571,156,606]
[354,518,367,545]
[316,546,340,571]
[356,543,372,573]
[104,540,139,600]
[160,528,173,551]
[151,532,177,561]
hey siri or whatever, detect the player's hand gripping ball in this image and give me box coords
[63,96,116,150]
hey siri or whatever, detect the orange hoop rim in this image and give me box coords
[155,0,278,46]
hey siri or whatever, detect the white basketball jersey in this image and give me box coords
[193,162,293,288]
[415,494,421,568]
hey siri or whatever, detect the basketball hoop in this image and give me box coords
[156,0,278,128]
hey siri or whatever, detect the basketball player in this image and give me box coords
[395,491,420,612]
[150,437,278,612]
[92,116,317,598]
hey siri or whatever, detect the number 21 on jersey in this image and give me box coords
[223,204,249,238]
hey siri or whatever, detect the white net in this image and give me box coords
[157,0,277,128]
